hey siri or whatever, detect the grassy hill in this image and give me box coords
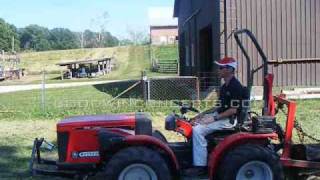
[152,44,178,60]
[20,47,119,74]
[3,45,178,85]
[20,45,178,75]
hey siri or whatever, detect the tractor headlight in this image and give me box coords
[165,114,176,130]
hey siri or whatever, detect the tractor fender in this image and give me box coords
[98,130,179,175]
[124,135,180,171]
[208,132,278,179]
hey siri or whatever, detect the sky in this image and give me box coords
[0,0,176,39]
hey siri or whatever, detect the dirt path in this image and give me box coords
[0,80,123,94]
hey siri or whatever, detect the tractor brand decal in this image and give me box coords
[72,151,100,158]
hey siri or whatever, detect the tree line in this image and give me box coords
[0,18,120,52]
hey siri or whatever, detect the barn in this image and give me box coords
[174,0,320,88]
[150,25,178,45]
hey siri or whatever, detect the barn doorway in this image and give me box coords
[199,25,214,89]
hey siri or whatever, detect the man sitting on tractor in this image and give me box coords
[186,57,245,175]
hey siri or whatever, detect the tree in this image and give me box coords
[101,31,119,47]
[119,38,134,46]
[82,29,119,48]
[19,25,51,51]
[0,18,20,52]
[49,28,79,50]
[91,11,110,47]
[0,17,119,51]
[126,26,149,45]
[83,29,98,48]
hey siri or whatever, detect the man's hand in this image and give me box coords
[198,115,215,125]
[190,116,202,125]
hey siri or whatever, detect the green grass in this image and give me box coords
[0,85,319,179]
[20,48,117,73]
[152,45,178,61]
[0,85,183,179]
[2,46,177,85]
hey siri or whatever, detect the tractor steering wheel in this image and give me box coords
[173,101,200,114]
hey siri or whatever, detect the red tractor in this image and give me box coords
[30,29,317,180]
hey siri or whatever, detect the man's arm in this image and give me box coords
[199,107,237,125]
[202,107,218,114]
[216,108,237,120]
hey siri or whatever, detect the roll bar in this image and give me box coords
[233,29,269,114]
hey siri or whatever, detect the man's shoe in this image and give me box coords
[182,166,207,176]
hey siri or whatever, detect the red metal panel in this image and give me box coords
[273,95,297,159]
[175,119,193,139]
[281,158,320,168]
[66,129,100,163]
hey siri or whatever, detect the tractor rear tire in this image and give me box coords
[104,146,170,180]
[216,144,284,180]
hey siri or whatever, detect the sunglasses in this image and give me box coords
[219,66,228,70]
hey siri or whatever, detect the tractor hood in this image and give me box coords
[57,113,137,131]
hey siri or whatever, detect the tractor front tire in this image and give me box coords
[216,144,284,180]
[104,146,170,180]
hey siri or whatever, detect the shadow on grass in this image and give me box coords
[93,80,142,98]
[50,76,62,80]
[0,145,32,179]
[0,139,60,179]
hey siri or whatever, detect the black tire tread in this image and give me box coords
[104,146,170,180]
[216,144,284,180]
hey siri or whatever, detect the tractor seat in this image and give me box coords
[135,112,152,136]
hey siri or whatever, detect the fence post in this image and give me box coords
[141,71,148,103]
[196,77,200,101]
[147,79,151,101]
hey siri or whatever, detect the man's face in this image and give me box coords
[218,66,231,78]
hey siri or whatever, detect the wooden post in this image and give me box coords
[41,69,46,113]
[60,67,64,80]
